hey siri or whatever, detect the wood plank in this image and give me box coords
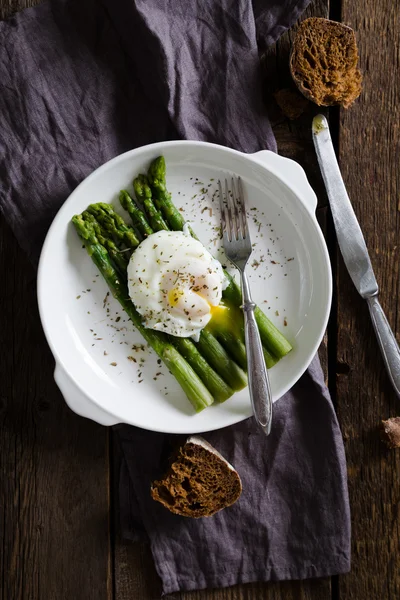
[113,1,332,599]
[337,2,400,599]
[168,578,331,600]
[0,215,112,598]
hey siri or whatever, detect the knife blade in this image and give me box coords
[312,114,400,399]
[312,114,378,298]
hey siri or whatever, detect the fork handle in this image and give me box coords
[241,272,272,435]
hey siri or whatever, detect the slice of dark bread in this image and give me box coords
[290,17,362,108]
[151,436,242,518]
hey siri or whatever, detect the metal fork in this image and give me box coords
[218,177,272,435]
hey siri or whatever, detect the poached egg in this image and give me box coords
[127,230,226,341]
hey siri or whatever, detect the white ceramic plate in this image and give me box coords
[37,141,331,433]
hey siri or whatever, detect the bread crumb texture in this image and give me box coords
[151,438,242,518]
[290,17,362,108]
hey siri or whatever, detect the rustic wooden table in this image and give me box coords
[1,0,399,598]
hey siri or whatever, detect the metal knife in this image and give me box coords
[312,114,400,400]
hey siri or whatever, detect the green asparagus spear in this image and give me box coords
[170,337,234,402]
[133,174,169,232]
[147,157,190,233]
[146,156,292,360]
[119,190,153,238]
[205,303,278,370]
[72,214,216,412]
[221,271,292,359]
[89,203,248,392]
[87,203,139,248]
[81,211,129,274]
[196,329,247,390]
[78,212,235,402]
[216,330,278,370]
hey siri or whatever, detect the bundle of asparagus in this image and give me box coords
[72,157,292,412]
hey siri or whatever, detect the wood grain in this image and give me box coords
[166,579,331,600]
[0,218,112,599]
[337,1,400,599]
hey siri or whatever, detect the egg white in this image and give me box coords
[127,230,226,340]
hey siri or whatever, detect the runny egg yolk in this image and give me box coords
[168,287,229,328]
[209,303,229,323]
[206,302,244,339]
[208,303,232,332]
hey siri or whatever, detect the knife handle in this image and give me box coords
[367,295,400,400]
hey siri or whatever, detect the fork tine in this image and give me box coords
[225,178,234,242]
[218,179,227,236]
[237,176,249,239]
[231,177,241,240]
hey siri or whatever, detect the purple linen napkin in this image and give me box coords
[0,0,351,595]
[118,358,350,592]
